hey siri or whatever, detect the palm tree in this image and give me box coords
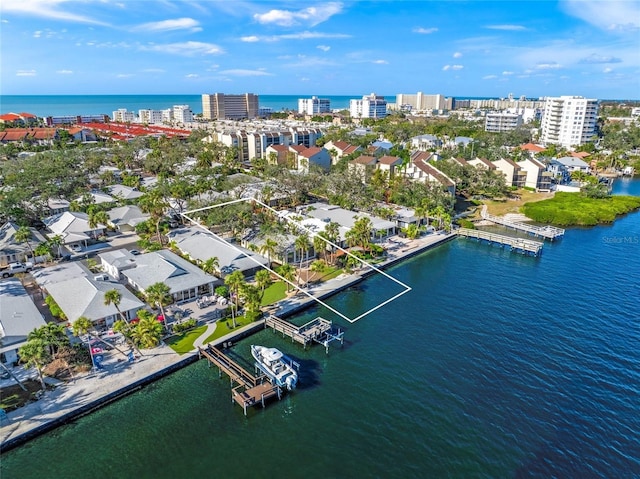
[104,289,128,323]
[254,269,272,302]
[145,282,172,329]
[35,242,53,264]
[295,232,311,286]
[224,270,245,327]
[239,283,261,316]
[276,263,296,293]
[323,222,340,265]
[139,189,169,246]
[88,210,109,237]
[309,259,327,283]
[15,226,36,262]
[130,310,163,349]
[202,256,220,277]
[259,238,279,268]
[48,235,64,259]
[28,322,69,360]
[346,216,373,252]
[18,338,50,392]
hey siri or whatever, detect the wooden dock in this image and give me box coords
[481,208,564,240]
[265,315,344,353]
[457,228,544,256]
[198,345,282,415]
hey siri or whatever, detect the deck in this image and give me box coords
[265,315,344,353]
[457,228,544,256]
[481,207,564,240]
[198,345,283,415]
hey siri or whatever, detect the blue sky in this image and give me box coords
[1,1,639,99]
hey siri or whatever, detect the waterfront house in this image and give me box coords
[554,156,591,174]
[303,202,396,241]
[120,250,218,303]
[0,279,47,366]
[519,157,552,191]
[0,222,48,266]
[166,227,268,278]
[33,262,144,329]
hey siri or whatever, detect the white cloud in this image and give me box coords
[372,59,388,64]
[56,70,73,74]
[116,74,134,78]
[535,62,562,70]
[561,0,640,32]
[218,69,273,77]
[578,53,622,64]
[2,0,109,25]
[603,67,613,73]
[132,18,202,33]
[242,31,350,42]
[253,2,343,27]
[413,27,438,34]
[482,75,498,80]
[502,71,514,75]
[453,52,462,58]
[485,24,527,31]
[16,70,36,76]
[442,65,451,71]
[33,31,42,38]
[317,45,330,52]
[443,64,464,71]
[140,42,224,56]
[140,68,166,73]
[1,19,8,23]
[185,73,199,78]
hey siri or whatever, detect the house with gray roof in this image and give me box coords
[120,250,218,303]
[107,184,144,201]
[166,227,268,278]
[0,222,48,266]
[43,211,106,247]
[303,203,396,240]
[98,249,138,279]
[554,156,590,173]
[33,262,144,329]
[0,278,47,365]
[107,205,149,232]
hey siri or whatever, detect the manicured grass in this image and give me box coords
[485,190,554,216]
[316,266,343,281]
[203,315,256,343]
[522,192,640,226]
[166,325,207,354]
[261,281,288,306]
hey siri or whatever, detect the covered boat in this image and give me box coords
[251,345,298,390]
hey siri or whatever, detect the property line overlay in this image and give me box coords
[181,198,412,323]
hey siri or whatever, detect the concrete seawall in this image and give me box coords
[1,232,456,451]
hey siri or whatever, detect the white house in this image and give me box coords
[0,222,48,266]
[43,211,106,247]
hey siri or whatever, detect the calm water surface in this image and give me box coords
[2,179,639,478]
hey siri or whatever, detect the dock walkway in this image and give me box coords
[265,315,344,353]
[198,345,282,415]
[481,205,564,240]
[457,228,544,256]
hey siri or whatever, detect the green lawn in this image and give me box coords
[522,192,640,226]
[261,281,288,306]
[165,325,207,354]
[202,315,257,343]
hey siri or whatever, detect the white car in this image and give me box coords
[71,244,82,253]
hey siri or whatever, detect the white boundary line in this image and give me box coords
[181,198,411,323]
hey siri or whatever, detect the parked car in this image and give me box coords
[1,262,34,278]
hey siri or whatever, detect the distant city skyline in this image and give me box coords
[1,1,639,99]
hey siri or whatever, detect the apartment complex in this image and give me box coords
[350,93,387,119]
[485,112,523,132]
[540,96,599,148]
[395,92,453,112]
[172,105,194,124]
[298,96,331,115]
[201,93,259,120]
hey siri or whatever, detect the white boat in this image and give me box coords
[251,345,298,390]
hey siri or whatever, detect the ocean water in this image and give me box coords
[1,179,639,478]
[0,94,360,117]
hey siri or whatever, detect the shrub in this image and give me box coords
[172,318,197,333]
[457,219,475,229]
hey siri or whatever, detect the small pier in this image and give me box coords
[265,315,344,353]
[457,228,543,256]
[198,345,282,415]
[481,207,564,240]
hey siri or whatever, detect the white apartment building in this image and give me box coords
[485,112,523,132]
[350,93,387,119]
[112,108,136,122]
[298,96,331,115]
[540,96,599,149]
[202,93,259,120]
[138,109,165,125]
[173,105,194,124]
[395,92,453,112]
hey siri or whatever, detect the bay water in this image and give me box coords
[1,179,639,478]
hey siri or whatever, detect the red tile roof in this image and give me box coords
[520,143,545,152]
[350,155,377,165]
[377,155,402,165]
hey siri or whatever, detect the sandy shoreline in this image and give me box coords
[0,232,455,451]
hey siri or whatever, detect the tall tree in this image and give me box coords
[224,270,246,327]
[139,188,169,246]
[276,263,297,293]
[202,256,220,277]
[145,282,172,329]
[14,226,36,262]
[18,338,50,392]
[259,238,279,268]
[104,289,128,323]
[72,315,129,360]
[254,269,272,302]
[295,232,311,286]
[130,310,163,349]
